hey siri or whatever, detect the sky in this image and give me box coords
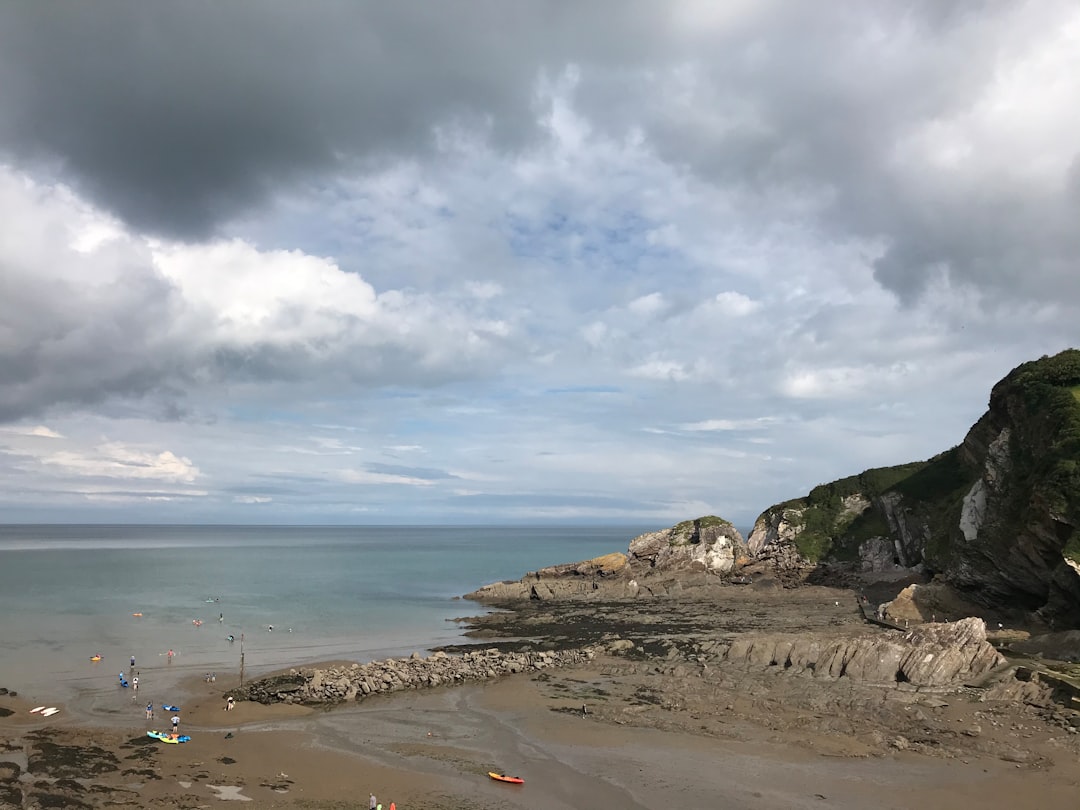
[0,1,1077,528]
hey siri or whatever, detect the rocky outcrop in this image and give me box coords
[721,617,1004,689]
[466,552,634,601]
[232,647,596,705]
[628,516,748,573]
[748,349,1080,623]
[467,516,750,602]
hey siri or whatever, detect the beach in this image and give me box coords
[5,585,1080,809]
[4,661,1080,809]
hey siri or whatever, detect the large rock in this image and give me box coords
[628,516,748,574]
[722,617,1003,688]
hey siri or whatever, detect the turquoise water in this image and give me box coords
[0,524,646,710]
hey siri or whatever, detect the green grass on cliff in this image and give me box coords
[1010,351,1080,526]
[761,349,1080,567]
[780,455,973,562]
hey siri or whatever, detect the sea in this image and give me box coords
[0,524,648,718]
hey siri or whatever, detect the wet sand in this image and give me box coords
[5,654,1080,809]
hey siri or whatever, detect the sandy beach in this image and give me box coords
[5,630,1080,810]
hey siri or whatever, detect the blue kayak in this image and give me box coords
[162,704,180,712]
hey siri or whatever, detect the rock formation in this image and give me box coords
[231,647,595,705]
[466,516,750,602]
[748,349,1080,624]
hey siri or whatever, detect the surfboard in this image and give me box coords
[162,704,180,712]
[41,708,59,717]
[29,706,45,713]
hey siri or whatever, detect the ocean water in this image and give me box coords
[0,524,646,714]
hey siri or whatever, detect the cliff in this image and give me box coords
[749,349,1080,624]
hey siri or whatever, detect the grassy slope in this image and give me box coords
[774,350,1080,565]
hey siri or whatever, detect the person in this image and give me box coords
[132,676,139,692]
[219,612,224,623]
[167,649,175,661]
[389,803,396,810]
[268,625,273,632]
[171,714,180,732]
[582,703,587,717]
[211,672,216,683]
[130,655,136,668]
[145,702,153,720]
[369,794,376,810]
[227,634,235,643]
[226,696,235,711]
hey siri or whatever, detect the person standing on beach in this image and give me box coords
[145,702,153,720]
[132,676,139,692]
[171,714,180,734]
[369,793,376,810]
[130,655,135,668]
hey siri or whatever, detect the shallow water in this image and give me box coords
[0,524,646,711]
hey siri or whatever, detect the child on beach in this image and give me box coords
[145,702,153,720]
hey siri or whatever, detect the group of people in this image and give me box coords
[369,794,396,810]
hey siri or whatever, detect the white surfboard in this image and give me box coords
[30,706,45,713]
[41,707,59,717]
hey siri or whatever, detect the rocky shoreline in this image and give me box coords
[232,646,597,705]
[232,576,1080,766]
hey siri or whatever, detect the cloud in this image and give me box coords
[0,2,1077,527]
[41,443,199,483]
[0,167,516,421]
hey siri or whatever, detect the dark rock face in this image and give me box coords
[748,349,1080,623]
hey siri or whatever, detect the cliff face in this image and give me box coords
[749,349,1080,623]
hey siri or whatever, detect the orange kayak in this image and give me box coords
[488,772,524,784]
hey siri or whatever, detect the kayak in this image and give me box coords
[148,730,190,744]
[162,704,180,712]
[488,772,524,784]
[90,655,102,662]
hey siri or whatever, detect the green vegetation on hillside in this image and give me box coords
[781,451,977,562]
[1008,351,1080,537]
[757,349,1080,572]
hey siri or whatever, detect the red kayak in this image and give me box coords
[488,772,524,784]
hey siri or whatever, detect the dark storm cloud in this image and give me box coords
[0,0,671,238]
[1,1,1074,306]
[574,1,1080,304]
